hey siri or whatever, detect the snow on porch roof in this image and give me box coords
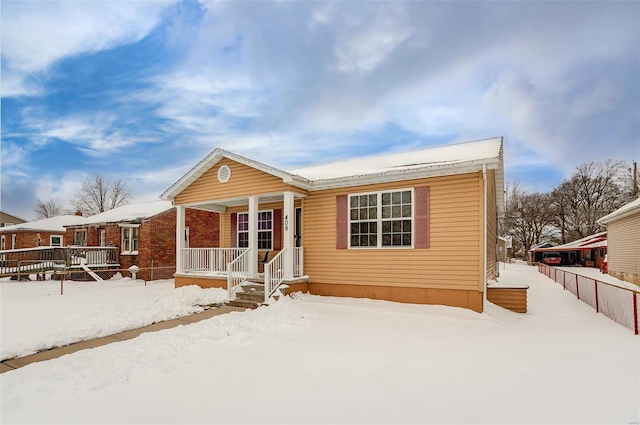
[161,137,504,209]
[0,215,87,233]
[67,200,174,226]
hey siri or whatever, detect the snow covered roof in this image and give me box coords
[162,137,505,214]
[0,215,86,233]
[68,201,174,226]
[597,198,640,225]
[534,232,607,252]
[291,137,503,181]
[528,242,556,252]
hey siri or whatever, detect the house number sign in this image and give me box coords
[284,215,289,231]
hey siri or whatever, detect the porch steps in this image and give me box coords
[227,282,265,309]
[227,299,261,309]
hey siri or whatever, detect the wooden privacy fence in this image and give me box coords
[538,264,640,334]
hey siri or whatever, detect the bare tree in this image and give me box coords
[72,175,132,216]
[34,198,65,219]
[550,160,629,241]
[501,181,556,257]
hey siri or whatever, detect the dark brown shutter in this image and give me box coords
[230,213,237,247]
[273,209,282,251]
[336,194,348,249]
[414,186,430,249]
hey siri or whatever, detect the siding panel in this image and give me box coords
[303,173,482,291]
[607,213,640,283]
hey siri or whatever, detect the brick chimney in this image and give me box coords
[75,210,83,217]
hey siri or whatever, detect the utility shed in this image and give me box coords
[597,198,640,286]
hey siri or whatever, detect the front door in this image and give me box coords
[295,207,302,248]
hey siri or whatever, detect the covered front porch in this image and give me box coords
[174,190,308,302]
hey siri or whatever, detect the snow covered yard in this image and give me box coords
[0,278,229,361]
[1,262,639,424]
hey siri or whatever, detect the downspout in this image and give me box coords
[482,164,488,311]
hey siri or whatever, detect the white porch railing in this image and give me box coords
[227,248,252,298]
[182,248,245,274]
[264,248,286,302]
[294,247,304,277]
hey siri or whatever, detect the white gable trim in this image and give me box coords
[160,148,308,201]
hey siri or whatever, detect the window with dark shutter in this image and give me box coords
[337,187,430,249]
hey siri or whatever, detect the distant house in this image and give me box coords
[161,137,505,313]
[0,211,27,228]
[64,200,220,280]
[597,198,640,285]
[528,242,556,264]
[498,236,513,262]
[0,215,86,251]
[530,232,608,268]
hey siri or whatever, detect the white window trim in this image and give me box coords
[11,234,17,250]
[348,188,415,250]
[1,235,5,250]
[50,235,64,247]
[238,209,274,251]
[99,229,106,247]
[121,226,139,255]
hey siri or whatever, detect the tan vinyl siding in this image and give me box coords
[175,159,300,205]
[302,172,482,292]
[486,169,497,281]
[487,287,527,313]
[606,212,640,282]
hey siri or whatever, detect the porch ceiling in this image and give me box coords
[184,192,306,212]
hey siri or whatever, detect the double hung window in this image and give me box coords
[349,189,413,248]
[74,230,86,246]
[237,210,273,250]
[121,226,139,253]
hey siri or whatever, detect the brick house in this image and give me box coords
[0,215,86,251]
[65,200,220,280]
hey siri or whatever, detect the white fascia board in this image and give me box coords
[597,198,640,225]
[182,202,228,213]
[303,158,500,191]
[0,227,55,234]
[162,148,306,201]
[161,149,226,201]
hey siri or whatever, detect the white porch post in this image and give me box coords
[176,205,185,273]
[283,191,295,279]
[248,196,258,276]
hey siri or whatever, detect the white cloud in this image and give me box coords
[1,0,177,97]
[21,113,151,156]
[334,26,410,75]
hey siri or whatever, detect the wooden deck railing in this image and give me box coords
[0,246,119,277]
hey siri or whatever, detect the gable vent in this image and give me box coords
[218,165,231,183]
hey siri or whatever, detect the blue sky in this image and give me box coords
[2,1,639,220]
